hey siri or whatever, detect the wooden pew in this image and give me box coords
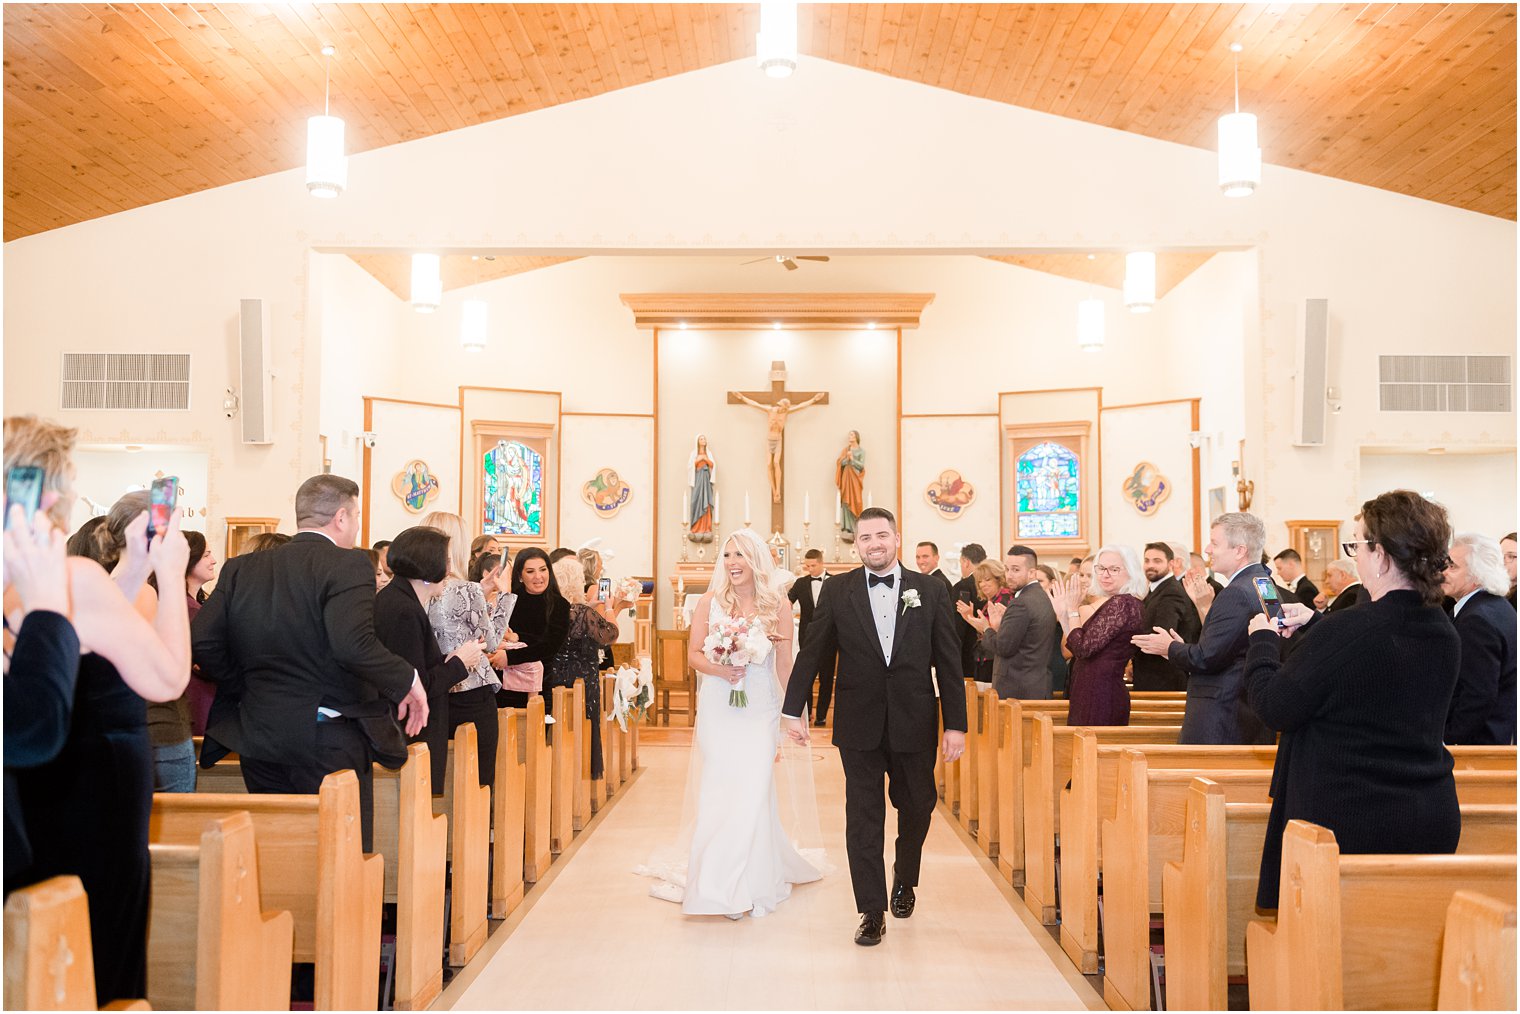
[550,685,580,853]
[585,679,605,813]
[1165,781,1519,1011]
[147,809,294,1010]
[1099,758,1274,1002]
[601,674,624,794]
[1246,819,1517,1011]
[370,744,446,1011]
[445,724,490,968]
[1129,691,1187,701]
[959,680,980,834]
[4,876,150,1010]
[994,700,1025,885]
[1021,714,1184,925]
[192,737,247,794]
[1438,891,1517,1011]
[975,687,1000,857]
[150,770,383,1010]
[523,694,553,883]
[572,682,590,831]
[491,707,527,920]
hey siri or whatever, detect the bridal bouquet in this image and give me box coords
[701,615,772,708]
[608,658,654,732]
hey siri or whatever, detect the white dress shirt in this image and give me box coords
[867,564,904,665]
[1453,588,1481,617]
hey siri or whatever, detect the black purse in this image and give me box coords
[333,699,410,769]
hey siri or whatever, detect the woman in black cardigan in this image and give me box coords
[374,528,483,793]
[1244,490,1460,909]
[495,548,569,711]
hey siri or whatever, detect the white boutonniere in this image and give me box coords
[901,588,922,615]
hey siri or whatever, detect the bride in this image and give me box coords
[640,528,823,918]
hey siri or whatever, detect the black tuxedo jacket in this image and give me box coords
[1167,563,1274,745]
[1326,583,1368,612]
[785,566,967,752]
[1131,576,1202,690]
[1275,575,1321,609]
[788,572,829,643]
[193,532,415,767]
[951,574,983,677]
[1446,591,1518,746]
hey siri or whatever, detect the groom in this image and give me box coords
[783,507,967,946]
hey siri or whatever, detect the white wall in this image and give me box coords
[71,447,210,534]
[316,252,408,482]
[6,54,1512,571]
[1099,402,1196,551]
[1358,452,1518,540]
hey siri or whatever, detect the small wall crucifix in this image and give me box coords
[727,360,828,535]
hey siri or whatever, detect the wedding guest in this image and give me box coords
[548,547,577,565]
[180,533,219,736]
[7,416,191,1003]
[1054,546,1147,725]
[146,529,217,790]
[1271,549,1320,608]
[374,539,393,582]
[1034,564,1056,591]
[419,512,510,786]
[1130,542,1200,692]
[375,527,483,791]
[788,549,835,724]
[469,534,499,569]
[1502,532,1517,607]
[240,531,290,554]
[362,547,387,590]
[984,546,1059,700]
[958,559,1014,685]
[545,557,619,779]
[1323,558,1367,612]
[1442,533,1517,745]
[1031,564,1067,694]
[496,548,569,715]
[469,549,503,590]
[1244,490,1461,908]
[952,543,988,679]
[915,541,955,596]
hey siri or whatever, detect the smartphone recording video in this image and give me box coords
[147,475,179,541]
[4,466,44,530]
[1253,576,1286,627]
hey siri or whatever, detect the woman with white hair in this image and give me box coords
[1052,544,1148,725]
[543,556,619,779]
[641,528,823,918]
[1442,532,1517,745]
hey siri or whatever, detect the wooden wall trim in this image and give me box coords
[620,292,935,330]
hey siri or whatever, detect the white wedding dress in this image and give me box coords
[639,597,824,917]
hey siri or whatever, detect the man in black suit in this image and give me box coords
[193,475,428,849]
[1322,558,1367,612]
[1131,542,1201,691]
[1134,513,1274,745]
[786,548,836,725]
[784,508,967,947]
[985,545,1059,700]
[1271,548,1320,608]
[914,541,955,598]
[950,543,988,679]
[1442,534,1517,745]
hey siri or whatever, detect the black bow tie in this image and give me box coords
[868,573,896,589]
[810,575,823,581]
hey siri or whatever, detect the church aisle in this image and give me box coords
[444,741,1102,1010]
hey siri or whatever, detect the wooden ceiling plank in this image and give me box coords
[965,3,1016,97]
[405,3,497,125]
[826,2,852,65]
[683,1,717,71]
[640,3,679,84]
[937,4,983,92]
[667,2,703,78]
[523,5,591,104]
[1018,3,1089,115]
[727,2,756,66]
[1117,3,1250,137]
[324,2,450,136]
[293,5,417,144]
[1056,3,1142,119]
[1035,2,1111,116]
[464,4,546,119]
[1392,113,1517,199]
[979,3,1039,103]
[364,4,471,131]
[858,3,887,71]
[1001,5,1071,104]
[492,5,569,114]
[430,3,519,118]
[907,3,955,88]
[1143,2,1276,142]
[884,1,925,79]
[1073,3,1172,122]
[1089,3,1201,129]
[845,2,873,68]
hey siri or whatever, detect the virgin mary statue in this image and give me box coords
[687,435,717,543]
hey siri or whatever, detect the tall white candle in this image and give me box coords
[714,492,720,524]
[866,490,874,509]
[804,492,811,523]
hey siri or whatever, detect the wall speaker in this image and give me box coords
[1294,298,1329,447]
[239,298,273,445]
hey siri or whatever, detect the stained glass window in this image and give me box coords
[483,439,543,536]
[1015,441,1080,539]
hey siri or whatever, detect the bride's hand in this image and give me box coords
[722,664,746,684]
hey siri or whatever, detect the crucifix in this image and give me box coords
[727,361,828,535]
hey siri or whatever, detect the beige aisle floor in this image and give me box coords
[443,742,1103,1010]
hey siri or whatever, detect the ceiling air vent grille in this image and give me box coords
[1378,355,1511,413]
[60,353,191,411]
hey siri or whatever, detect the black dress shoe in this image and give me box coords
[854,911,886,946]
[890,878,916,919]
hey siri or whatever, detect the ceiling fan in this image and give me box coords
[740,254,832,272]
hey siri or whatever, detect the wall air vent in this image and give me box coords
[60,353,191,411]
[1378,355,1511,413]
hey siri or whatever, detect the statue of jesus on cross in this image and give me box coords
[728,361,828,532]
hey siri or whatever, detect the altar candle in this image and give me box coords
[867,490,874,509]
[804,492,810,524]
[714,492,720,524]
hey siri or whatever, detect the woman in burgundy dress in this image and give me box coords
[1053,545,1147,726]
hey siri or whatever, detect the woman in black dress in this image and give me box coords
[5,418,190,1005]
[544,556,620,778]
[1245,490,1461,908]
[496,548,569,711]
[373,527,483,793]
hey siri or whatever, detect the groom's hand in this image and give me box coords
[941,729,966,763]
[784,716,811,746]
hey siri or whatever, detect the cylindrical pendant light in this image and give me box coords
[1077,298,1105,353]
[411,254,442,313]
[1124,251,1157,313]
[1217,44,1260,197]
[756,0,798,78]
[460,299,488,351]
[305,46,347,199]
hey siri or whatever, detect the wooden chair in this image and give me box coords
[1246,819,1517,1010]
[147,809,294,1010]
[150,769,384,1010]
[1438,891,1517,1011]
[491,708,528,920]
[4,876,150,1010]
[653,629,694,726]
[370,744,447,1011]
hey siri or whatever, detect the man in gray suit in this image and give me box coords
[984,545,1060,700]
[1133,512,1274,745]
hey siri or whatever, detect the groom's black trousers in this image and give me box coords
[837,742,938,913]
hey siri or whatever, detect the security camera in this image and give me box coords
[361,431,378,449]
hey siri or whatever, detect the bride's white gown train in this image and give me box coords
[642,599,823,917]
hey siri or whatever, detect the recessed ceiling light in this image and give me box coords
[678,321,688,330]
[866,321,877,330]
[772,321,782,330]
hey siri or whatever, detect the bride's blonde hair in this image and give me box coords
[708,528,784,637]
